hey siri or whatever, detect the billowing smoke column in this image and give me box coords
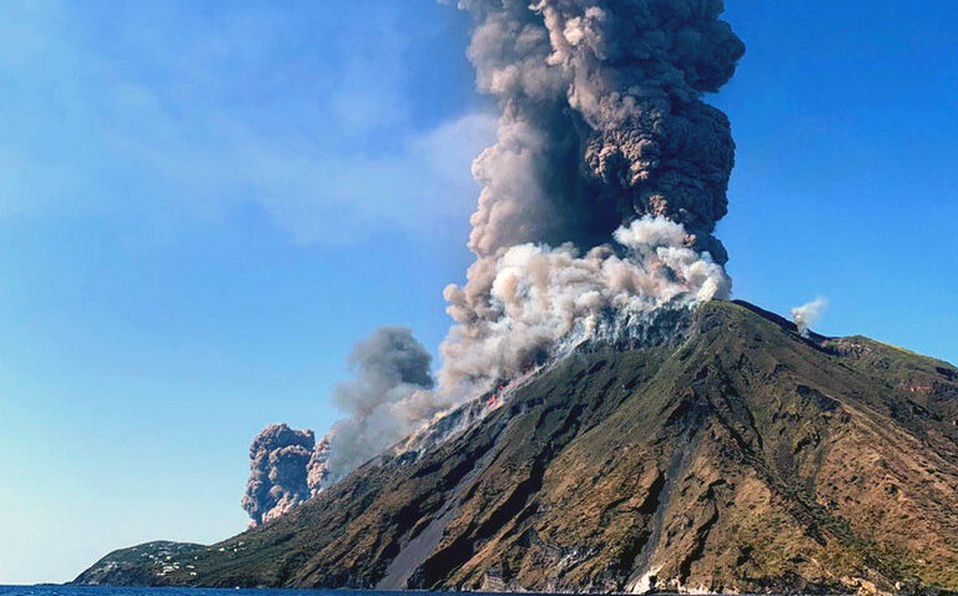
[243,0,745,525]
[323,327,444,482]
[242,424,316,527]
[440,0,744,392]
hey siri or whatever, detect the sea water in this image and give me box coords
[0,588,426,596]
[0,589,570,596]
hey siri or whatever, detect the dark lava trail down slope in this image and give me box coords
[74,301,958,594]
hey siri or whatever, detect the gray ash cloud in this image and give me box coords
[440,0,743,392]
[458,0,744,260]
[307,436,330,496]
[331,326,435,418]
[242,424,316,527]
[242,0,745,525]
[324,327,442,481]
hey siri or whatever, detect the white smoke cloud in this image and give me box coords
[307,215,731,494]
[441,216,729,394]
[791,297,827,338]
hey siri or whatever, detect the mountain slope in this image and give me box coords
[72,541,205,585]
[74,301,958,594]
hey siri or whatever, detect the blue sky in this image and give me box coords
[1,0,956,585]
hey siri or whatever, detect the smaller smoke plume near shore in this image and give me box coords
[244,329,450,526]
[242,424,315,527]
[324,327,442,482]
[792,297,827,337]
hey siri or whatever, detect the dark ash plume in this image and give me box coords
[242,424,315,527]
[441,0,744,393]
[458,0,744,259]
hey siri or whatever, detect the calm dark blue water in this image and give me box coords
[0,589,417,596]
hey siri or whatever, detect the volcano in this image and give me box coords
[74,301,958,594]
